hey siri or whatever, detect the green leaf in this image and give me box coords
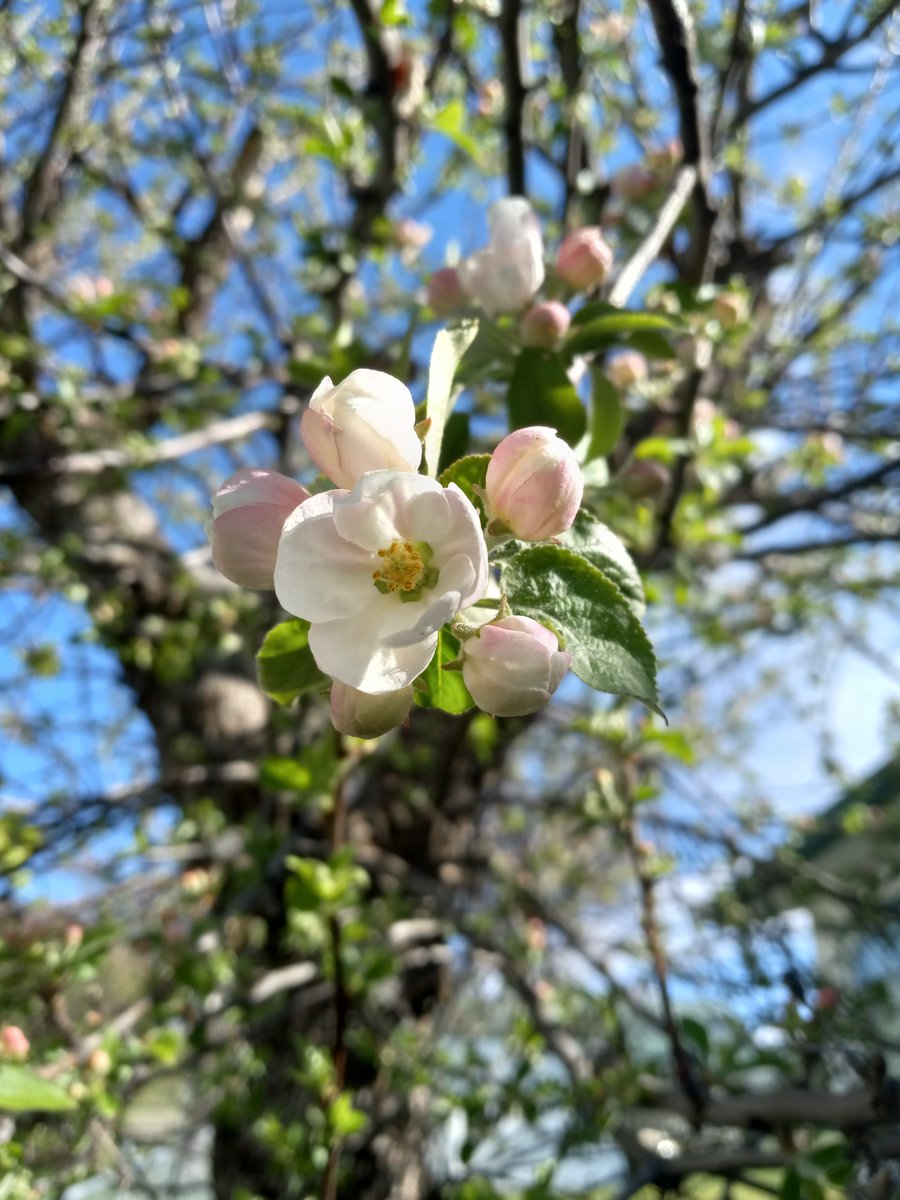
[0,1065,75,1113]
[431,98,480,158]
[557,512,645,615]
[424,322,479,476]
[257,619,329,705]
[414,629,474,714]
[438,454,490,523]
[584,371,623,459]
[623,329,677,360]
[507,348,586,447]
[564,311,678,358]
[501,546,662,716]
[438,411,470,475]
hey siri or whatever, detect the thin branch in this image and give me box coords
[499,0,527,195]
[609,165,697,306]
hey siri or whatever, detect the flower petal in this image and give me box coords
[310,619,438,693]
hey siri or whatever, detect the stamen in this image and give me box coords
[371,540,438,599]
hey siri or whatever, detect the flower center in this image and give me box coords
[372,540,439,603]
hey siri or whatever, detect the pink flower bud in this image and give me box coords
[330,680,414,738]
[301,369,422,488]
[0,1025,29,1060]
[606,350,648,390]
[519,301,571,349]
[609,164,658,202]
[485,426,583,541]
[556,228,613,291]
[427,267,468,316]
[88,1048,112,1076]
[211,468,310,590]
[647,137,682,173]
[462,616,570,717]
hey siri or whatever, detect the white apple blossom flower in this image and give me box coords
[274,470,489,694]
[301,369,423,489]
[458,197,545,315]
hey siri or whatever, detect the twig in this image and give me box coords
[499,0,528,195]
[609,165,697,307]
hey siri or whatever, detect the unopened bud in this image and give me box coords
[485,426,583,541]
[212,468,310,590]
[426,267,468,316]
[330,680,414,738]
[0,1026,29,1060]
[301,370,422,488]
[88,1048,112,1076]
[462,616,570,717]
[621,459,671,499]
[556,227,613,291]
[519,301,571,349]
[607,350,648,390]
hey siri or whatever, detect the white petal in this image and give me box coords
[274,493,369,622]
[310,619,437,693]
[332,471,441,550]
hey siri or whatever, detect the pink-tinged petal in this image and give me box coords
[486,427,583,541]
[212,468,309,518]
[274,492,369,622]
[310,619,438,693]
[303,370,421,488]
[212,504,293,590]
[330,680,414,737]
[300,407,341,483]
[462,615,568,717]
[332,470,441,550]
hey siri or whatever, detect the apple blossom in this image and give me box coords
[274,470,488,694]
[519,301,571,349]
[457,197,545,315]
[712,291,748,329]
[0,1025,29,1060]
[212,468,310,590]
[301,369,423,489]
[485,426,583,541]
[330,680,414,737]
[607,350,648,390]
[461,615,570,717]
[556,227,613,291]
[427,266,468,316]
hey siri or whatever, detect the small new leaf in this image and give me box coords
[257,619,329,705]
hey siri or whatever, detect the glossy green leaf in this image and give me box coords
[257,619,329,705]
[584,371,623,459]
[424,322,479,476]
[438,454,490,523]
[0,1065,76,1113]
[507,348,586,447]
[502,545,662,716]
[557,512,645,615]
[565,311,678,358]
[414,629,473,714]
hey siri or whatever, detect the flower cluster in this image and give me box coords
[212,371,583,735]
[425,196,616,348]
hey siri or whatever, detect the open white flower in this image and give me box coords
[301,369,422,489]
[274,470,489,693]
[458,197,545,315]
